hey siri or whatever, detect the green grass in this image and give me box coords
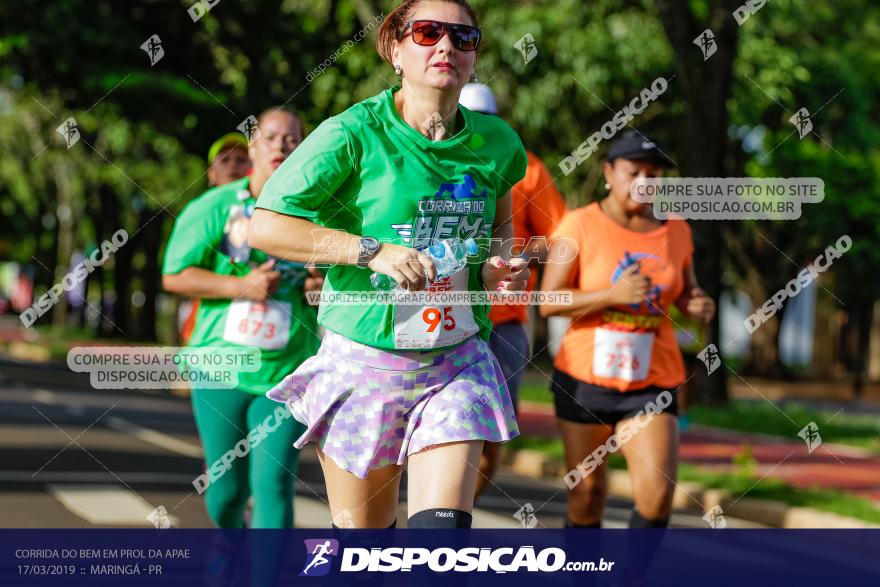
[506,435,565,461]
[34,324,100,341]
[517,373,880,454]
[508,434,880,524]
[688,401,880,454]
[29,325,111,361]
[519,380,555,405]
[26,325,171,362]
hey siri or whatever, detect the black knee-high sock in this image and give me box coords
[623,508,669,584]
[563,518,603,587]
[564,518,601,528]
[628,508,669,528]
[407,508,472,529]
[329,519,396,585]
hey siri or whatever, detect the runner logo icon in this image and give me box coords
[300,539,339,576]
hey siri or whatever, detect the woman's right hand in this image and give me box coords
[367,243,436,291]
[239,259,281,301]
[607,263,651,305]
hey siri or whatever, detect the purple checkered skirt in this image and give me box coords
[266,329,519,479]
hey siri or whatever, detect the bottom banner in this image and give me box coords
[2,529,878,586]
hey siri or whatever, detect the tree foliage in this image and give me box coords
[0,0,877,388]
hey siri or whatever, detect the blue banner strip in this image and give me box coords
[1,529,878,586]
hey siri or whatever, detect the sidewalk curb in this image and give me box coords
[503,448,880,529]
[4,341,52,363]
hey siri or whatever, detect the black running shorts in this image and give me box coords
[551,368,679,425]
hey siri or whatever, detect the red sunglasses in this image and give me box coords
[401,19,481,52]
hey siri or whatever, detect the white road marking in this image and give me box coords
[47,483,180,526]
[104,416,203,458]
[33,389,58,404]
[27,388,202,457]
[4,471,195,484]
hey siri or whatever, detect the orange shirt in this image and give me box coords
[551,202,694,392]
[489,151,567,325]
[180,299,199,344]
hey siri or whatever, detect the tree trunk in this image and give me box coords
[868,300,880,382]
[811,297,839,378]
[96,185,118,337]
[351,0,380,34]
[97,185,128,338]
[111,243,132,338]
[851,299,873,397]
[21,111,57,300]
[84,183,105,336]
[654,0,743,405]
[137,207,163,342]
[50,160,73,329]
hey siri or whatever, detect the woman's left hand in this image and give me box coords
[481,256,530,293]
[685,287,715,323]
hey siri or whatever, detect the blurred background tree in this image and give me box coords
[1,0,877,399]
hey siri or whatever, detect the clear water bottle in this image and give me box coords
[370,237,479,290]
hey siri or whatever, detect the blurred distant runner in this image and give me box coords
[207,132,252,188]
[162,108,322,529]
[458,83,568,500]
[178,133,252,345]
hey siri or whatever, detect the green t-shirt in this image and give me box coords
[162,176,319,394]
[257,87,528,351]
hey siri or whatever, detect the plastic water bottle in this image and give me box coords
[370,237,479,290]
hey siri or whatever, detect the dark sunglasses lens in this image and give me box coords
[412,21,443,45]
[449,25,480,50]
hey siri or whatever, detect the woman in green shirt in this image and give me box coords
[162,108,323,528]
[249,0,529,529]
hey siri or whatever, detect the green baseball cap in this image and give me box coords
[207,132,249,165]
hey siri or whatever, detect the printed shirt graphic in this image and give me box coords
[257,86,528,350]
[550,202,694,391]
[489,150,567,326]
[162,176,319,394]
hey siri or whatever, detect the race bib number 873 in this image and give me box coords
[223,300,292,350]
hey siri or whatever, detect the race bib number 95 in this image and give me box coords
[392,269,478,349]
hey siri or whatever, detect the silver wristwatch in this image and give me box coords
[356,236,381,268]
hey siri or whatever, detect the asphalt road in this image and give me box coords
[0,357,751,530]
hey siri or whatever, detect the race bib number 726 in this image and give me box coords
[593,327,655,382]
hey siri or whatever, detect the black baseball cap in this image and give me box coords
[606,130,674,167]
